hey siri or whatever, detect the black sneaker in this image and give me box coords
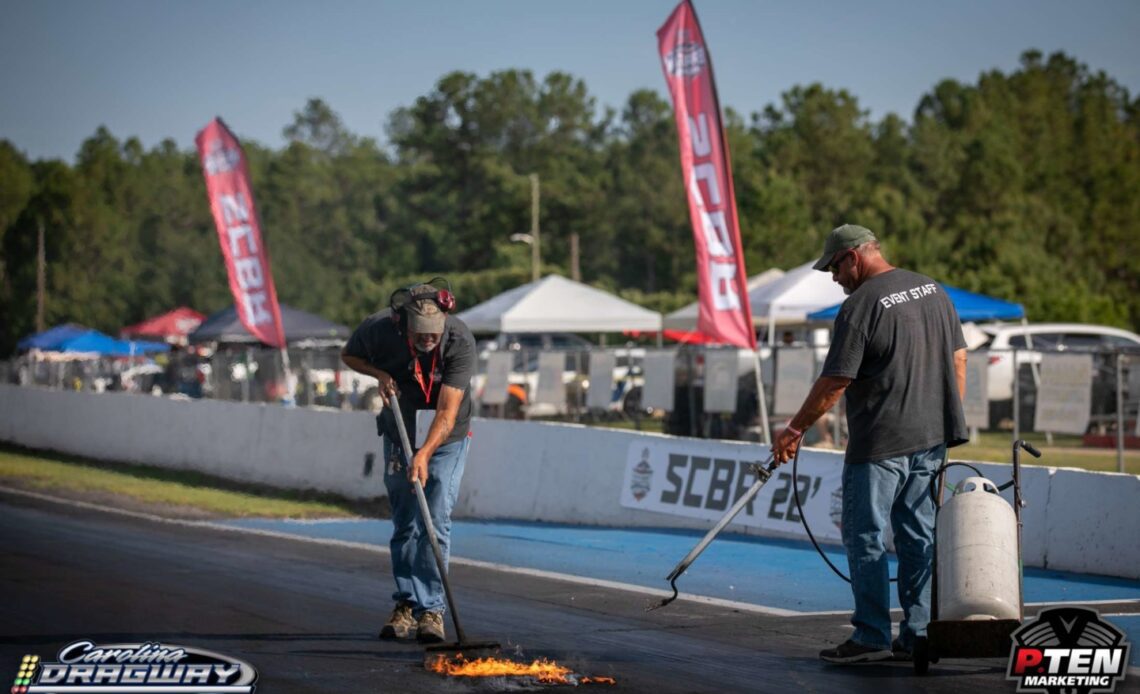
[891,638,912,662]
[819,639,893,664]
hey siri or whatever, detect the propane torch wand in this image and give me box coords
[648,455,779,611]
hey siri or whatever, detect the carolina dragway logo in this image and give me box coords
[10,640,257,693]
[1007,607,1130,694]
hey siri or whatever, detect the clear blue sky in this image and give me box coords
[3,0,1138,163]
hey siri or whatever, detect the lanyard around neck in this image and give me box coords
[407,337,439,403]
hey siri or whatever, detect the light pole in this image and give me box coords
[509,232,537,281]
[510,173,541,282]
[510,173,540,281]
[529,173,540,282]
[36,217,46,332]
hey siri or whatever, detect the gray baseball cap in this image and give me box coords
[406,285,446,334]
[812,224,877,271]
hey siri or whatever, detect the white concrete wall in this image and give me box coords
[936,461,1053,570]
[459,419,637,523]
[0,385,385,499]
[1,384,1136,579]
[1042,468,1140,578]
[460,421,842,540]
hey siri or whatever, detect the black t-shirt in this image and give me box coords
[343,310,476,447]
[821,269,968,463]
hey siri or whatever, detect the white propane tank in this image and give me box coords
[936,476,1020,621]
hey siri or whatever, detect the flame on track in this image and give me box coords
[427,654,616,686]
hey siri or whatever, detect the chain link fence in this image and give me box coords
[465,343,1139,468]
[6,342,1138,468]
[983,347,1139,434]
[4,347,355,409]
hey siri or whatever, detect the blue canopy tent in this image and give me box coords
[806,285,1025,322]
[56,330,171,357]
[16,323,90,351]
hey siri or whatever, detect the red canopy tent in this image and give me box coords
[121,307,206,345]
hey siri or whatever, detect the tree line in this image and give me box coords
[2,49,1138,355]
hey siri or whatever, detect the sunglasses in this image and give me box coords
[826,249,856,274]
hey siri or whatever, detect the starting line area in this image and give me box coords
[222,516,1140,666]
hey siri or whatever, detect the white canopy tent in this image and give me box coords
[661,262,846,342]
[751,261,848,343]
[456,274,663,333]
[662,268,785,331]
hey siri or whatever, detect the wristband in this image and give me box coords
[784,425,803,439]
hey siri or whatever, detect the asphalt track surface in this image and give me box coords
[2,490,1138,694]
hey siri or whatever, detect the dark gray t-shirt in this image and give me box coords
[821,269,968,463]
[343,311,476,447]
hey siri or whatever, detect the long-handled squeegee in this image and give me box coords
[647,455,779,611]
[387,394,500,654]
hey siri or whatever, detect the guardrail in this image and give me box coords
[6,343,1137,470]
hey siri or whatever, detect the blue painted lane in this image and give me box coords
[1107,615,1140,668]
[220,518,1140,614]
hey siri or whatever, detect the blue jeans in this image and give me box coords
[383,434,469,617]
[841,444,943,651]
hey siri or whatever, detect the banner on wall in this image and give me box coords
[533,351,567,406]
[963,353,990,428]
[1034,353,1093,434]
[657,1,754,349]
[641,350,677,411]
[774,347,815,416]
[620,438,844,543]
[481,352,512,406]
[587,352,617,409]
[702,348,739,413]
[195,118,286,349]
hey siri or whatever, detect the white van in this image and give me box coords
[971,323,1140,428]
[974,322,1140,402]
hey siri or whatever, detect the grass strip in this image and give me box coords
[956,432,1139,474]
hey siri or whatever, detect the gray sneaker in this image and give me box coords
[819,639,892,664]
[416,611,446,644]
[379,601,415,640]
